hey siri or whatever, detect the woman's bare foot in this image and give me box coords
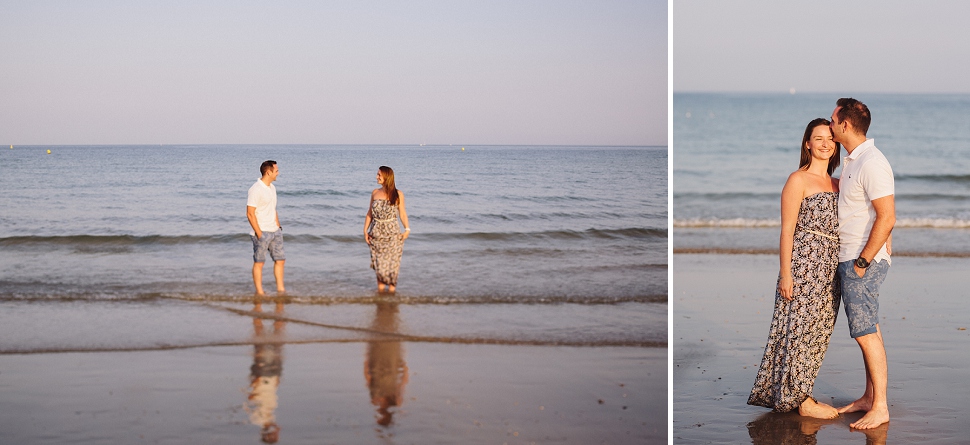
[798,398,839,419]
[838,396,872,414]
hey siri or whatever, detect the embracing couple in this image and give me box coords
[747,98,895,430]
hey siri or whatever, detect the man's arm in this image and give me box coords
[855,194,895,276]
[247,205,262,239]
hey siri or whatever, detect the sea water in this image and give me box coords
[674,92,970,256]
[0,145,667,351]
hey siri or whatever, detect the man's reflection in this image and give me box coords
[364,301,409,427]
[246,299,286,443]
[747,411,887,445]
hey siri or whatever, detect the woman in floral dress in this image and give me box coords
[748,118,842,419]
[364,166,410,293]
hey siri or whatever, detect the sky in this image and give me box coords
[0,0,666,146]
[674,1,970,94]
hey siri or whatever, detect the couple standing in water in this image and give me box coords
[748,98,895,431]
[246,162,410,296]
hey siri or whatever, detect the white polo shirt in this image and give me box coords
[838,139,894,264]
[247,179,279,234]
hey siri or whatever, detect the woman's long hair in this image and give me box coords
[799,118,841,175]
[379,166,399,205]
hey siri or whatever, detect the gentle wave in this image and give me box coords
[0,227,665,248]
[675,218,970,229]
[674,218,779,228]
[278,189,362,198]
[674,248,970,257]
[0,337,664,355]
[895,173,970,183]
[673,191,776,200]
[895,193,970,202]
[430,227,667,241]
[0,292,668,305]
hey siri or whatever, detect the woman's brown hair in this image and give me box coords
[799,118,841,176]
[379,166,399,205]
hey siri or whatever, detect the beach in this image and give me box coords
[673,253,970,444]
[0,145,667,443]
[0,298,667,444]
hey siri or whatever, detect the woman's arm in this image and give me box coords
[777,173,803,301]
[364,191,375,245]
[398,190,410,241]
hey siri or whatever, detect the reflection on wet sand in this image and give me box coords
[246,299,286,444]
[747,411,888,445]
[364,301,409,427]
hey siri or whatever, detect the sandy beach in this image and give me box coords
[674,254,970,444]
[0,299,666,444]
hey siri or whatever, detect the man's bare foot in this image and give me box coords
[798,398,839,419]
[838,396,872,414]
[850,404,889,430]
[276,288,286,294]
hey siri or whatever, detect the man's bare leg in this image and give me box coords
[840,325,889,429]
[798,397,839,419]
[274,260,285,293]
[253,262,266,296]
[839,326,884,414]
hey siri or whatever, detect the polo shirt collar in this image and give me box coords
[845,138,875,161]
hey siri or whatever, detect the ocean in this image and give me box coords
[674,92,970,256]
[0,145,667,352]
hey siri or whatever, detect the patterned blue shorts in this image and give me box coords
[838,259,889,338]
[251,230,285,263]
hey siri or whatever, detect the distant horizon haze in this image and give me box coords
[0,1,666,146]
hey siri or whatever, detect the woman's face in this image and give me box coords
[806,125,837,162]
[376,171,384,185]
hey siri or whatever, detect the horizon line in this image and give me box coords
[3,143,667,148]
[674,90,970,95]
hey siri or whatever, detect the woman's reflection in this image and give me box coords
[364,301,409,427]
[246,299,286,443]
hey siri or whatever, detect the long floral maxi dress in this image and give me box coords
[368,199,404,286]
[748,192,841,412]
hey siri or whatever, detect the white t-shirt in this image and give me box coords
[838,139,894,264]
[247,179,279,234]
[246,376,279,426]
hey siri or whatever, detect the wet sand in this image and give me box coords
[674,254,970,444]
[0,300,666,444]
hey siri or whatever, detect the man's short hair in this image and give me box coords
[260,160,277,177]
[836,98,871,136]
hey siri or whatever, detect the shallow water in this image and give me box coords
[674,93,970,257]
[1,145,667,349]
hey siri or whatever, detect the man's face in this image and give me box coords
[267,164,279,182]
[829,107,846,143]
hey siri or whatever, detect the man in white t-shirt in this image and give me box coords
[247,160,285,296]
[830,98,895,430]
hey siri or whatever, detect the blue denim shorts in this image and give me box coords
[251,230,285,263]
[838,259,889,338]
